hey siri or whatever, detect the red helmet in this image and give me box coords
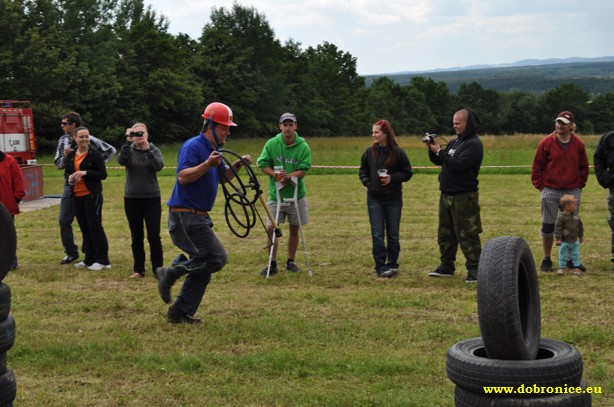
[202,102,237,126]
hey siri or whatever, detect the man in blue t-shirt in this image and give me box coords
[156,102,252,324]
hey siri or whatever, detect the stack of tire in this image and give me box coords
[446,236,591,406]
[0,203,17,406]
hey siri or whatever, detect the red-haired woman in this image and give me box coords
[359,120,413,278]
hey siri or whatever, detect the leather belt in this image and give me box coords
[169,207,208,216]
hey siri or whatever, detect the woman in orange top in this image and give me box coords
[64,126,110,271]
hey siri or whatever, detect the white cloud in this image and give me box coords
[145,0,614,74]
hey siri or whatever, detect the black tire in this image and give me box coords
[454,381,592,406]
[0,316,15,353]
[0,368,16,406]
[0,352,6,375]
[478,236,541,360]
[446,338,583,396]
[0,203,16,282]
[0,283,11,321]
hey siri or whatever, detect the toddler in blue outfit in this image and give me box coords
[554,194,584,275]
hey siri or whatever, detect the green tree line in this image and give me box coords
[371,61,614,95]
[2,0,613,153]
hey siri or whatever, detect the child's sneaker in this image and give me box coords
[557,268,566,275]
[572,268,583,275]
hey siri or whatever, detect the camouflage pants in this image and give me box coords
[608,189,614,258]
[438,191,482,274]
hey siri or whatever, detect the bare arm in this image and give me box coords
[222,155,253,182]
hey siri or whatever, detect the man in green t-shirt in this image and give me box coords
[257,113,312,276]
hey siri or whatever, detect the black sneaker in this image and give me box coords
[286,261,300,273]
[566,259,585,271]
[540,257,553,272]
[60,254,79,265]
[379,268,398,278]
[260,264,278,277]
[167,306,202,324]
[156,267,176,304]
[465,275,477,283]
[428,266,454,277]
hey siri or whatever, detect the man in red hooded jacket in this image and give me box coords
[0,151,26,270]
[531,111,589,272]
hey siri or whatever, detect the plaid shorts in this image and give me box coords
[541,187,581,234]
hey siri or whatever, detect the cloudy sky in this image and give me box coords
[144,0,612,75]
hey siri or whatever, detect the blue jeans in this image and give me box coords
[367,195,402,273]
[167,211,227,316]
[59,183,79,257]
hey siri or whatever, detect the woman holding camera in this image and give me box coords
[359,120,413,278]
[118,123,165,278]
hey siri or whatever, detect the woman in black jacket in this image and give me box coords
[118,123,164,278]
[65,126,110,271]
[359,120,413,278]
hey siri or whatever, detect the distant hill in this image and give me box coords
[363,57,614,95]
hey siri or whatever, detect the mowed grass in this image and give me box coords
[7,134,614,406]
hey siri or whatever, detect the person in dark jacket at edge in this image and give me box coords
[593,128,614,269]
[359,119,413,278]
[425,109,483,283]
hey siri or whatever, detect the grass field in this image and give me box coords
[6,134,614,406]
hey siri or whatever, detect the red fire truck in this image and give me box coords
[1,100,37,164]
[1,100,43,200]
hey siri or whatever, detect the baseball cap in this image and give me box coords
[279,112,297,123]
[555,111,574,124]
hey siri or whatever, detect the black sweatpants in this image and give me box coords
[73,192,110,266]
[124,196,163,274]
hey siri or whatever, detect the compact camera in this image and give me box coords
[422,133,437,144]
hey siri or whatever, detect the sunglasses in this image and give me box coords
[130,131,145,137]
[61,122,73,126]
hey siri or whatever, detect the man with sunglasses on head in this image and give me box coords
[54,112,116,265]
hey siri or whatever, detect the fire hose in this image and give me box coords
[218,148,282,240]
